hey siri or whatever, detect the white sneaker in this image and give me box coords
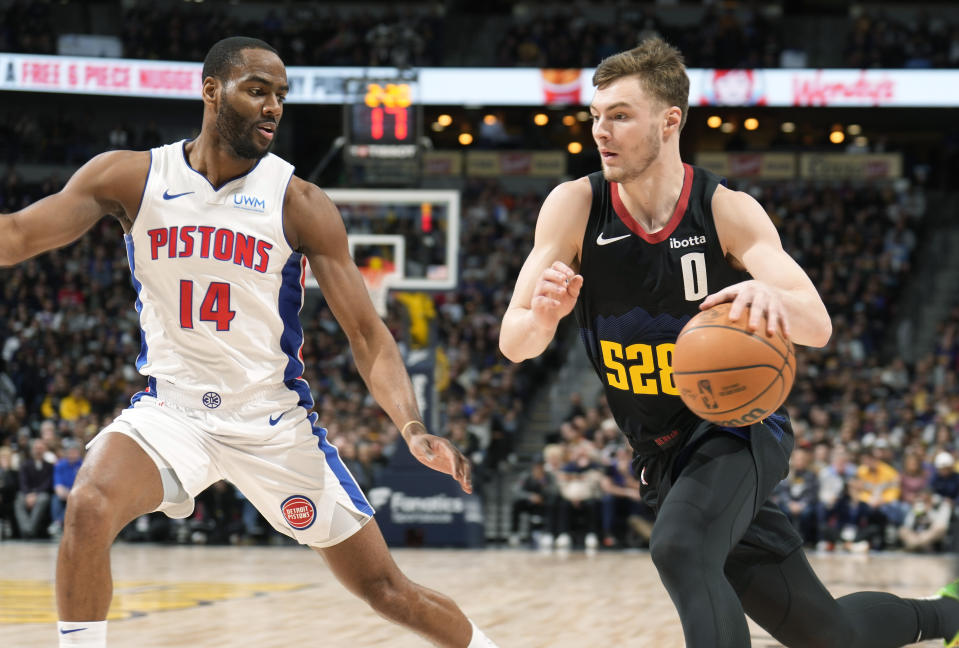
[555,533,572,550]
[537,533,555,552]
[584,533,599,551]
[848,540,870,554]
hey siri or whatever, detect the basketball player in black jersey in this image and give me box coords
[500,37,959,648]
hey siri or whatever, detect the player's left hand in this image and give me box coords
[408,433,473,494]
[700,279,790,338]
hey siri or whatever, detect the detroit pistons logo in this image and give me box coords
[282,495,316,530]
[202,392,221,409]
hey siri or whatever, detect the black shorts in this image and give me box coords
[635,411,802,559]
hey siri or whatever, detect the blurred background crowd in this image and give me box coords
[1,0,958,554]
[4,1,959,69]
[2,166,956,553]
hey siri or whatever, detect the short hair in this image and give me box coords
[202,36,279,82]
[592,37,689,130]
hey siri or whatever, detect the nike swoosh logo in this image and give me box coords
[596,232,631,246]
[60,628,87,635]
[162,189,195,200]
[269,413,284,426]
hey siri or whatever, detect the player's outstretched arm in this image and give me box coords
[0,150,149,267]
[499,177,591,363]
[284,177,472,493]
[703,185,832,348]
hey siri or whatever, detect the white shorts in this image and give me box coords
[90,381,374,547]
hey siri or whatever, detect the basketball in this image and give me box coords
[673,302,795,427]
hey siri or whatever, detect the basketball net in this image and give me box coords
[358,257,396,318]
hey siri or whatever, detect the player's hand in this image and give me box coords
[408,432,473,494]
[700,279,790,338]
[531,261,583,329]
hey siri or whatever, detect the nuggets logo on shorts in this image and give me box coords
[281,495,316,530]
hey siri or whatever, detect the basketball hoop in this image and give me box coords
[358,257,397,318]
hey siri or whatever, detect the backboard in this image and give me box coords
[304,188,460,293]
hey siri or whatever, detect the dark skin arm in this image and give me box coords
[283,177,472,493]
[0,150,148,266]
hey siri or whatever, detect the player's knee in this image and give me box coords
[650,529,696,573]
[649,517,712,579]
[64,482,120,541]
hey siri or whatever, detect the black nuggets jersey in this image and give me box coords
[574,164,749,454]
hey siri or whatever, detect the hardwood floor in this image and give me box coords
[0,541,954,647]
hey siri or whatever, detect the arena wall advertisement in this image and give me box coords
[3,52,958,107]
[695,152,903,180]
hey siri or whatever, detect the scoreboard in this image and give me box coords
[350,81,413,144]
[343,77,422,186]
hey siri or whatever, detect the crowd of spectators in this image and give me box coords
[0,1,56,55]
[0,1,443,67]
[4,1,959,70]
[496,5,784,69]
[1,1,957,552]
[120,4,444,68]
[496,5,959,69]
[1,166,956,555]
[0,111,165,170]
[0,146,952,555]
[770,437,957,553]
[507,404,656,553]
[507,175,959,555]
[844,11,959,69]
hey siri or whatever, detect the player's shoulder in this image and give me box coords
[710,181,763,216]
[283,174,336,213]
[542,175,593,213]
[82,149,151,179]
[66,150,150,209]
[710,180,780,253]
[552,175,593,198]
[281,175,343,252]
[533,177,593,255]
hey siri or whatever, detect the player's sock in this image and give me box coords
[57,620,106,647]
[935,580,959,647]
[467,619,498,647]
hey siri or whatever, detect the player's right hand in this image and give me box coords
[408,432,473,494]
[531,261,583,328]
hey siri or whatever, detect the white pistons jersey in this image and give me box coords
[126,140,309,403]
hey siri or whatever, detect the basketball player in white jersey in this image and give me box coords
[0,37,497,648]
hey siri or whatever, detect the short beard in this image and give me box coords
[215,99,272,160]
[602,128,661,183]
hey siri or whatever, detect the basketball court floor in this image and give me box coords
[0,541,952,647]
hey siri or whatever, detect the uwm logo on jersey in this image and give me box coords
[232,192,266,212]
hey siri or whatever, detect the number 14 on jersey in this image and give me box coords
[180,280,236,331]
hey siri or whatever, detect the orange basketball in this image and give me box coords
[673,302,795,427]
